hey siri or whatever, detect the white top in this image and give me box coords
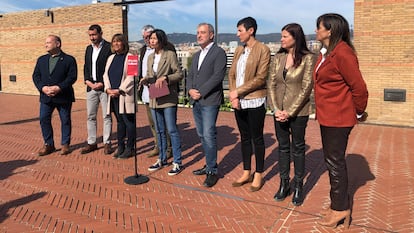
[91,40,104,81]
[315,47,327,73]
[141,47,154,103]
[236,47,266,109]
[152,53,161,73]
[198,42,214,70]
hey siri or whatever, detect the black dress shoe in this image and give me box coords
[192,165,207,175]
[118,148,134,159]
[113,147,125,159]
[203,173,218,187]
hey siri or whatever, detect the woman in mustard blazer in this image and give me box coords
[268,23,315,206]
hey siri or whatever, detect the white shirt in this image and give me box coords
[198,42,214,70]
[91,40,104,81]
[152,53,161,73]
[141,46,154,103]
[315,47,327,73]
[236,47,266,109]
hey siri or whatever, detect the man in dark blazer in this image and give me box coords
[80,24,113,155]
[186,23,227,187]
[32,35,77,156]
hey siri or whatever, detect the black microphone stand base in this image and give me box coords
[124,174,149,185]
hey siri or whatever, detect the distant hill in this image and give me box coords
[137,32,318,44]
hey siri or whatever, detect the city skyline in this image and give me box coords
[0,0,354,41]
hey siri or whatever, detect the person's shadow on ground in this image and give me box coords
[0,160,38,180]
[301,152,375,209]
[220,132,275,179]
[184,125,239,172]
[0,192,47,223]
[346,154,376,210]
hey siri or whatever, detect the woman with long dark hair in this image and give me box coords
[140,29,184,176]
[313,13,368,228]
[268,23,315,206]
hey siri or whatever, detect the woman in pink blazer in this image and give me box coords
[104,33,135,159]
[313,13,368,229]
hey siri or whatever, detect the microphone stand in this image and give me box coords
[124,75,149,185]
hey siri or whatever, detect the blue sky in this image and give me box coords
[0,0,354,41]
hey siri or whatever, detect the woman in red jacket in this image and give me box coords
[313,13,368,228]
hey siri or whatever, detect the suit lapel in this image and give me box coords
[280,53,288,82]
[197,44,215,72]
[193,51,201,71]
[157,51,168,74]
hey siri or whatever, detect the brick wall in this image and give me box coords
[354,0,414,126]
[0,3,123,99]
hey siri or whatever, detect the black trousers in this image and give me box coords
[234,105,266,173]
[111,98,136,149]
[320,125,353,211]
[274,116,309,183]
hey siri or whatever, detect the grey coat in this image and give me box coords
[186,43,227,106]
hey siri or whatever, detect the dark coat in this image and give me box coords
[32,51,77,104]
[83,40,112,92]
[186,43,227,106]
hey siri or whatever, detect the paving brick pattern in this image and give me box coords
[0,93,413,233]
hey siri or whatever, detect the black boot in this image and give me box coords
[118,147,134,159]
[292,181,304,206]
[274,178,290,201]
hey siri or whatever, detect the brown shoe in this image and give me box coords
[104,144,113,155]
[60,144,71,155]
[147,147,159,157]
[232,174,254,187]
[38,144,56,156]
[80,144,97,154]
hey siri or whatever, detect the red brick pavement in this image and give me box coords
[0,93,413,233]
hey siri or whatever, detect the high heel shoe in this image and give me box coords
[317,209,351,229]
[250,178,264,192]
[232,174,254,187]
[320,207,331,216]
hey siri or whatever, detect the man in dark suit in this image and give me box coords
[33,35,77,156]
[186,23,227,187]
[80,24,113,155]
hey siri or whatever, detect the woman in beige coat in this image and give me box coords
[103,33,135,159]
[140,29,184,176]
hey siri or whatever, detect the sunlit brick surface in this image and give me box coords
[0,93,413,233]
